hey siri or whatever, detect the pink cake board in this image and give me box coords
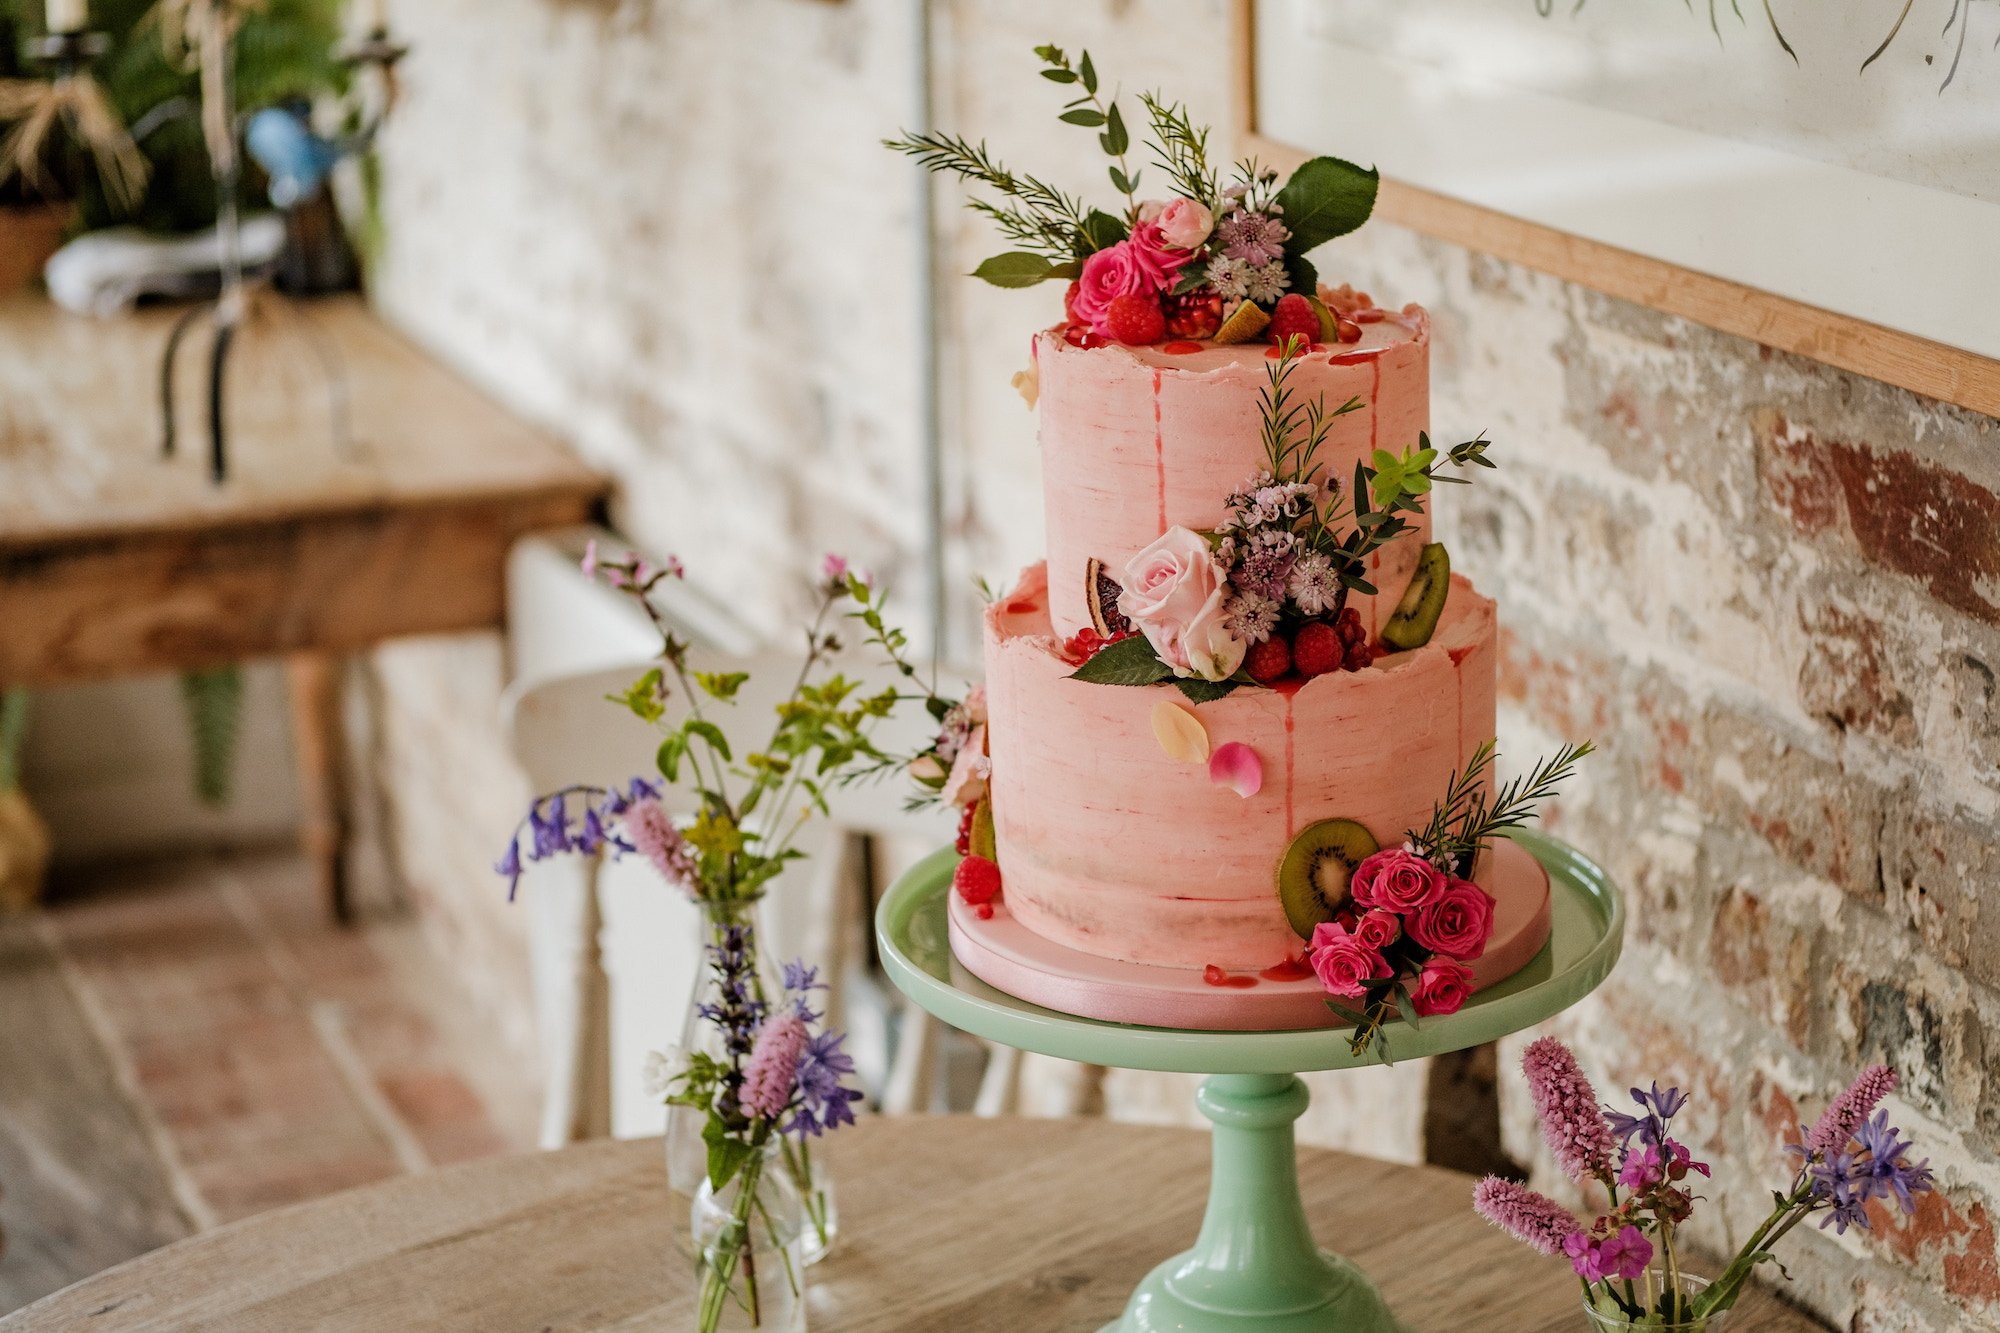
[947,838,1553,1032]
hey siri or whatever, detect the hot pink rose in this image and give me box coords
[1353,908,1401,951]
[1072,241,1153,336]
[1407,877,1496,961]
[1350,848,1446,914]
[1307,922,1390,999]
[1119,526,1244,681]
[1155,198,1215,250]
[1411,956,1473,1016]
[1128,221,1191,290]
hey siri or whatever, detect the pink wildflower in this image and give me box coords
[740,1012,810,1121]
[822,552,849,583]
[1808,1064,1896,1154]
[581,539,599,578]
[1521,1037,1616,1184]
[622,798,699,895]
[1472,1176,1583,1256]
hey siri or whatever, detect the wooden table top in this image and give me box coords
[0,1115,1826,1332]
[0,293,606,685]
[0,293,602,549]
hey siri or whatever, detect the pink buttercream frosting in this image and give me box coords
[981,562,1501,971]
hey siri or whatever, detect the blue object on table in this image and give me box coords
[245,104,346,208]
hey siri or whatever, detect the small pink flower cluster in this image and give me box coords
[1306,847,1495,1018]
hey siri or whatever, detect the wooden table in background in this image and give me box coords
[0,293,605,916]
[0,1115,1827,1332]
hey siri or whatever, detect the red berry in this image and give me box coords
[1347,640,1378,671]
[975,903,996,920]
[954,802,977,855]
[1335,317,1363,344]
[1063,323,1109,349]
[1203,964,1228,986]
[954,854,1002,906]
[1335,611,1364,647]
[1105,293,1166,346]
[1265,294,1320,350]
[1163,289,1224,339]
[1291,621,1344,677]
[1245,636,1291,684]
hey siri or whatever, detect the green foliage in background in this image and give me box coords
[0,689,28,794]
[2,0,348,225]
[179,666,243,807]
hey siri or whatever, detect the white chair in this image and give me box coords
[501,528,1012,1145]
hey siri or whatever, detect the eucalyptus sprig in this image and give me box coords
[1034,44,1139,220]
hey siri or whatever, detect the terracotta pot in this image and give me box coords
[0,203,73,293]
[0,787,51,912]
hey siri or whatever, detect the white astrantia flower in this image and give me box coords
[642,1045,691,1100]
[1288,551,1339,616]
[1244,259,1290,305]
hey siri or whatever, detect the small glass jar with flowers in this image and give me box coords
[1476,1040,1935,1330]
[496,548,937,1269]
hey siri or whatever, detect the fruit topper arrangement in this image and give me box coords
[885,44,1382,352]
[1067,342,1494,701]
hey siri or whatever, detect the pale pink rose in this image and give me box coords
[1411,956,1474,1016]
[941,723,989,808]
[1353,908,1401,951]
[1407,878,1496,961]
[1307,922,1390,999]
[1156,198,1215,250]
[961,683,988,727]
[1119,527,1241,681]
[1350,848,1447,913]
[1072,241,1153,336]
[1127,221,1191,291]
[1136,198,1169,224]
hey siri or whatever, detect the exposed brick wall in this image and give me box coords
[366,2,1998,1324]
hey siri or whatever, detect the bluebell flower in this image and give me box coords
[496,838,524,901]
[1853,1110,1933,1214]
[788,1028,863,1137]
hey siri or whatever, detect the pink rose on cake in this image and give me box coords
[1128,221,1192,290]
[1154,198,1214,251]
[1407,877,1496,961]
[1119,527,1246,682]
[1350,847,1447,913]
[1072,242,1154,337]
[1307,922,1390,999]
[1353,908,1402,951]
[1410,956,1473,1016]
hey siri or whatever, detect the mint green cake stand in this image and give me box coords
[875,829,1623,1333]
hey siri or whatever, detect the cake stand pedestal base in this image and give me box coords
[1103,1073,1403,1333]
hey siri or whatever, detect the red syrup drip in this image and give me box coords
[1367,359,1381,453]
[1281,689,1297,835]
[1003,598,1038,616]
[1162,340,1204,355]
[1261,954,1314,982]
[1152,370,1167,534]
[1202,964,1258,989]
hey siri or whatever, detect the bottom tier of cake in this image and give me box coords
[947,836,1552,1031]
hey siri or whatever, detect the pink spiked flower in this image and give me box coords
[1473,1176,1584,1256]
[1807,1064,1897,1154]
[622,798,699,895]
[740,1012,810,1121]
[1522,1037,1616,1183]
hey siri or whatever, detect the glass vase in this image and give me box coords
[667,895,777,1253]
[1583,1276,1730,1332]
[777,1135,838,1266]
[691,1139,807,1333]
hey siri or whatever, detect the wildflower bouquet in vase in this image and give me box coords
[1477,1041,1934,1329]
[496,547,932,1264]
[653,931,861,1332]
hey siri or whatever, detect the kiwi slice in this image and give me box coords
[1084,558,1131,636]
[1380,542,1451,651]
[969,797,997,863]
[1306,294,1339,343]
[1212,299,1271,345]
[1276,818,1381,941]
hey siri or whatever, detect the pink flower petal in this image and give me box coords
[1208,741,1263,798]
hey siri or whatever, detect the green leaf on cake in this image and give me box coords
[1324,999,1370,1028]
[1392,982,1422,1030]
[972,251,1071,288]
[1174,677,1239,704]
[1077,208,1129,255]
[1069,635,1171,686]
[1284,252,1318,303]
[1274,154,1380,257]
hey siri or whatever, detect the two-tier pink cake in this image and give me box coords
[939,312,1552,1031]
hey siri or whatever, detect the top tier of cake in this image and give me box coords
[1034,305,1431,642]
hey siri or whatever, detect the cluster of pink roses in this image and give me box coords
[1306,847,1496,1018]
[1068,196,1215,339]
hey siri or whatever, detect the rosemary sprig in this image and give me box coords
[881,130,1091,260]
[1422,740,1596,877]
[1138,91,1219,208]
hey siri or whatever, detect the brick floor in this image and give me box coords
[0,850,536,1314]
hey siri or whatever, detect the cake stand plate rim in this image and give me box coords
[874,828,1624,1075]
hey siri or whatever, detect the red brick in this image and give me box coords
[1797,602,1918,744]
[1759,414,2000,626]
